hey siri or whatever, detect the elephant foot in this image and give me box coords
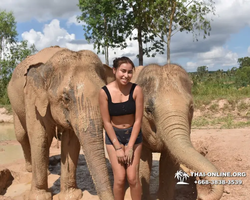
[27,190,51,200]
[58,188,83,200]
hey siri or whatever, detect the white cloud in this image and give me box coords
[12,0,249,70]
[212,0,250,32]
[198,47,227,60]
[0,0,79,22]
[66,15,85,27]
[22,19,75,50]
[248,46,250,56]
[197,47,238,68]
[185,47,238,71]
[186,62,199,71]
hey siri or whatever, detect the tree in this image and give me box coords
[197,65,208,75]
[78,0,214,65]
[238,57,250,68]
[0,10,18,59]
[0,10,37,104]
[77,0,164,66]
[77,0,129,65]
[235,66,250,88]
[126,0,164,65]
[145,0,215,63]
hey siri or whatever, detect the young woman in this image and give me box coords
[99,57,144,200]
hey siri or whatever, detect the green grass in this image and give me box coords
[193,85,250,110]
[192,114,250,129]
[237,101,249,112]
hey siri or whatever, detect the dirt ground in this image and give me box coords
[0,108,250,200]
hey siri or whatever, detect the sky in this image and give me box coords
[0,0,250,72]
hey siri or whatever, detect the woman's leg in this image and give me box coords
[126,143,142,200]
[106,144,126,200]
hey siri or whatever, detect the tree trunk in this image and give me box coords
[104,15,109,66]
[138,27,143,66]
[167,1,177,64]
[105,46,109,66]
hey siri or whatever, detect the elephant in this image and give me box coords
[134,64,224,200]
[7,46,114,200]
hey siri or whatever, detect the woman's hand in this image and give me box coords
[116,147,126,163]
[125,146,134,165]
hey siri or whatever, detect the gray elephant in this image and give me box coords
[135,64,224,200]
[7,46,114,200]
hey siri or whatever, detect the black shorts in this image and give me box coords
[105,126,143,146]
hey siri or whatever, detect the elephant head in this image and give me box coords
[19,48,113,199]
[137,64,223,200]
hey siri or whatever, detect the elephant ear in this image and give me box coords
[103,64,115,84]
[35,88,49,117]
[26,63,49,117]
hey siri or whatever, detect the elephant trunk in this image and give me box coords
[158,112,224,200]
[74,106,113,200]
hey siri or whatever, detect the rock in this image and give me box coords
[0,169,14,194]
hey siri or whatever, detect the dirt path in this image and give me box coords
[0,125,249,200]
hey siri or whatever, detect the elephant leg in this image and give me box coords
[27,119,51,200]
[59,130,82,200]
[158,151,179,200]
[13,111,32,172]
[140,144,152,200]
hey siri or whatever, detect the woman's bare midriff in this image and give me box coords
[111,114,135,129]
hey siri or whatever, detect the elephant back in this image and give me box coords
[44,49,106,87]
[11,46,66,80]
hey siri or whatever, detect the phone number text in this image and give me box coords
[195,180,243,185]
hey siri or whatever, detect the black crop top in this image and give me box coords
[102,83,137,116]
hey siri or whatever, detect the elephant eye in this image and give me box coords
[62,94,70,104]
[145,98,155,114]
[145,105,153,114]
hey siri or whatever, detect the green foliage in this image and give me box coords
[235,66,250,88]
[77,0,215,64]
[197,65,208,76]
[145,0,215,63]
[0,10,37,104]
[190,59,250,111]
[77,0,164,65]
[78,0,128,52]
[238,56,250,68]
[0,10,18,51]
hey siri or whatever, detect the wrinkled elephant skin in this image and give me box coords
[7,46,114,200]
[136,64,224,200]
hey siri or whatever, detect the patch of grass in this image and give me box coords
[219,115,234,129]
[192,115,233,128]
[222,103,231,112]
[237,101,249,112]
[227,99,238,110]
[192,113,250,129]
[192,118,210,127]
[233,121,250,128]
[209,103,219,112]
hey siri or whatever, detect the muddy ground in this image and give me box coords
[0,107,249,200]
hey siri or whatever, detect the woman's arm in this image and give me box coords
[127,85,144,147]
[99,89,121,150]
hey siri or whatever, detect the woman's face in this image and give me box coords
[113,63,133,85]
